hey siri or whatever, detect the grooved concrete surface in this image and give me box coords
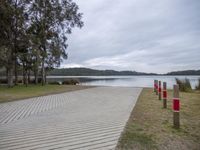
[0,87,142,150]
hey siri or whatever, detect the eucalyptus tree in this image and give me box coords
[0,0,83,87]
[0,0,15,87]
[29,0,83,85]
[26,23,41,84]
[12,0,28,85]
[0,0,28,87]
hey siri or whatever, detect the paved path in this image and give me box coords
[0,87,142,150]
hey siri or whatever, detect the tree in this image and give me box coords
[0,0,27,87]
[13,0,28,85]
[29,0,83,85]
[26,23,41,84]
[0,0,83,87]
[0,1,15,87]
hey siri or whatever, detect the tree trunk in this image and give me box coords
[25,69,28,87]
[41,57,45,86]
[7,67,13,88]
[14,59,18,85]
[6,69,8,84]
[34,68,38,84]
[34,55,39,84]
[22,62,26,84]
[14,0,18,85]
[7,50,14,88]
[44,68,47,84]
[28,69,31,83]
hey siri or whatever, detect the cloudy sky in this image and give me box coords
[62,0,200,73]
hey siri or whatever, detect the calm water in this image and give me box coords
[47,75,200,89]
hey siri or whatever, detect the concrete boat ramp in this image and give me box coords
[0,87,142,150]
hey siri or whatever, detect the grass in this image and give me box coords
[116,88,200,150]
[0,84,93,103]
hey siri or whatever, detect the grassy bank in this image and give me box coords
[0,84,92,103]
[116,88,200,150]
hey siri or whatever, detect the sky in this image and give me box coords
[61,0,200,73]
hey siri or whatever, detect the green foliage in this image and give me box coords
[28,0,83,68]
[0,0,84,87]
[175,78,192,92]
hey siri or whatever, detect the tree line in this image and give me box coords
[49,68,157,76]
[166,70,200,75]
[49,68,200,76]
[0,0,83,87]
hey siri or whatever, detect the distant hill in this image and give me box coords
[166,70,200,75]
[48,68,157,76]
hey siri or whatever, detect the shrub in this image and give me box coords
[185,78,192,90]
[195,78,200,91]
[175,78,192,92]
[62,79,79,85]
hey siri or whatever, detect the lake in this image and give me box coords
[47,75,200,89]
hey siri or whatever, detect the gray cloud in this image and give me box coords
[62,0,200,73]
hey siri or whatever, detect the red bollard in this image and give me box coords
[158,81,161,100]
[163,82,167,108]
[173,84,180,128]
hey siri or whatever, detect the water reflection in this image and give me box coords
[47,76,200,89]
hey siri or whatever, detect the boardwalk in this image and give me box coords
[0,87,142,150]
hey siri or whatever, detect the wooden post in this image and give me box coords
[163,82,167,108]
[173,84,180,129]
[155,80,158,95]
[154,80,156,92]
[158,81,161,100]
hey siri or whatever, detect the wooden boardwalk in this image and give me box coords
[0,87,142,150]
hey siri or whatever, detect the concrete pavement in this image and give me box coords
[0,86,142,150]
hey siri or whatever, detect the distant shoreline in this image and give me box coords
[1,67,200,76]
[47,74,200,77]
[48,68,200,76]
